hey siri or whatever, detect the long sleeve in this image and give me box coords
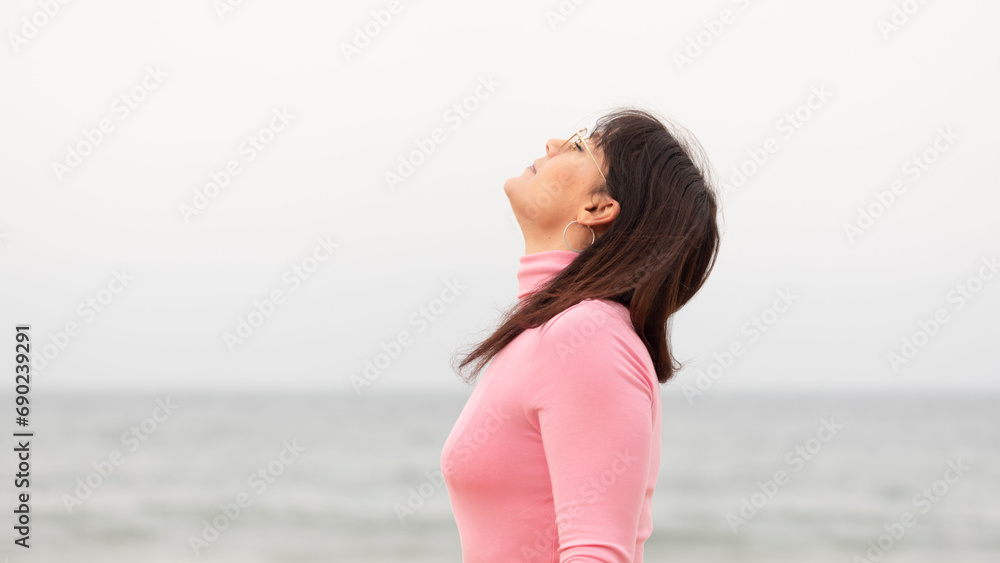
[522,300,657,562]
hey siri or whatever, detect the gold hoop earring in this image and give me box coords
[563,220,595,253]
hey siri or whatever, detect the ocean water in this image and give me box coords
[4,391,999,562]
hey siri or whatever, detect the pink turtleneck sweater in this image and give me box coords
[441,249,662,562]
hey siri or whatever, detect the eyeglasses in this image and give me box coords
[558,127,607,184]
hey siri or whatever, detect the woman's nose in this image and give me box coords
[545,138,564,157]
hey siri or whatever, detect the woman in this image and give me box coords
[441,108,721,562]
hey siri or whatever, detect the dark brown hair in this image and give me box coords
[452,107,722,385]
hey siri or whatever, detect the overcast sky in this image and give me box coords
[1,0,997,396]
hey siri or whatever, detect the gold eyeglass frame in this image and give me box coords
[558,127,607,184]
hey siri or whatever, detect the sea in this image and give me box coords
[3,391,998,562]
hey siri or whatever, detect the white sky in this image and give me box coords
[1,0,997,395]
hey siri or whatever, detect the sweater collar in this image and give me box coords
[516,249,578,300]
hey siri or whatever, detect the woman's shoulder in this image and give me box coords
[539,298,632,338]
[536,299,651,367]
[530,298,657,396]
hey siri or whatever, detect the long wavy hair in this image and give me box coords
[452,107,722,385]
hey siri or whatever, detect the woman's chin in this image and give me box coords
[505,169,532,189]
[503,176,519,195]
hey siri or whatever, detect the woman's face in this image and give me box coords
[504,133,612,247]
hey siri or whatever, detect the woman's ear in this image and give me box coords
[587,195,620,227]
